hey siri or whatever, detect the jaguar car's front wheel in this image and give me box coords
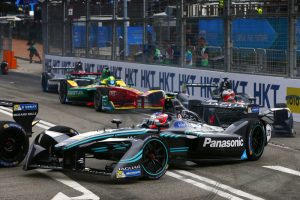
[142,137,169,180]
[246,119,266,161]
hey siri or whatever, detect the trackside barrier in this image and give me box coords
[2,50,17,69]
[232,47,257,73]
[207,46,224,70]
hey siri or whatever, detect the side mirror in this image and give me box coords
[111,119,122,129]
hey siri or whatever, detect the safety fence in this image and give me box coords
[43,0,300,78]
[0,23,11,60]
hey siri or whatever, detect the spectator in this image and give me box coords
[195,37,209,67]
[27,40,42,63]
[153,45,163,63]
[185,46,193,67]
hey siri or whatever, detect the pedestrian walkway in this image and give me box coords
[9,39,43,75]
[12,39,43,62]
[11,58,43,75]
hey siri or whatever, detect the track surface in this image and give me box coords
[1,72,300,200]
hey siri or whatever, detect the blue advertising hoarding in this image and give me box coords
[198,18,289,50]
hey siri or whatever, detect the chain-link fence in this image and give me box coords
[0,23,12,60]
[44,0,300,78]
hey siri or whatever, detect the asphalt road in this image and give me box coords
[0,71,300,200]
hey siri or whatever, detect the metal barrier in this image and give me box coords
[296,50,300,77]
[0,23,12,60]
[207,46,224,70]
[232,47,257,73]
[42,1,300,78]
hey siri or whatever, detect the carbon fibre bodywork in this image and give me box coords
[164,92,295,136]
[0,100,38,167]
[24,114,268,181]
[58,77,165,112]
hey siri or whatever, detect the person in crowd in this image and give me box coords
[27,40,42,63]
[185,46,193,67]
[153,45,163,63]
[195,37,209,67]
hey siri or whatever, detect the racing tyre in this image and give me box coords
[0,122,29,167]
[94,89,102,112]
[41,72,49,92]
[142,137,169,180]
[59,80,69,104]
[245,119,266,161]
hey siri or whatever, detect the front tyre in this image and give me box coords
[142,137,169,180]
[245,119,266,161]
[59,80,69,104]
[41,72,49,92]
[94,89,102,112]
[0,122,29,167]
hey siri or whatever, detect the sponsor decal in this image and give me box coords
[286,87,300,114]
[203,137,244,148]
[116,165,141,178]
[13,104,37,111]
[109,90,117,96]
[68,90,84,96]
[247,106,260,113]
[173,120,187,128]
[0,160,18,167]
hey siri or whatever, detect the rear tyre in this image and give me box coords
[0,122,29,167]
[142,137,168,180]
[245,119,266,161]
[94,89,102,112]
[59,80,69,104]
[41,72,49,92]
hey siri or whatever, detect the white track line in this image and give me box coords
[268,143,300,152]
[0,108,12,116]
[0,106,12,112]
[263,166,300,177]
[39,120,56,127]
[0,108,51,130]
[175,170,264,200]
[0,106,265,199]
[166,171,244,200]
[37,169,99,200]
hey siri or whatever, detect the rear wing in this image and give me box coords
[0,100,38,136]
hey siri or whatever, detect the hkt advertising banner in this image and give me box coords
[45,55,300,121]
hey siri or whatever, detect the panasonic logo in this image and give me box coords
[203,138,243,148]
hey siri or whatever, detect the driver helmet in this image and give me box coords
[103,67,111,77]
[107,76,116,86]
[74,61,83,72]
[222,89,236,102]
[147,112,170,129]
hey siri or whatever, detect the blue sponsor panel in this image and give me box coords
[72,24,86,48]
[198,18,287,50]
[13,103,38,111]
[97,26,110,47]
[232,19,277,48]
[173,120,187,129]
[198,19,224,46]
[128,27,143,45]
[123,169,141,177]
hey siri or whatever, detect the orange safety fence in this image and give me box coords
[2,50,17,69]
